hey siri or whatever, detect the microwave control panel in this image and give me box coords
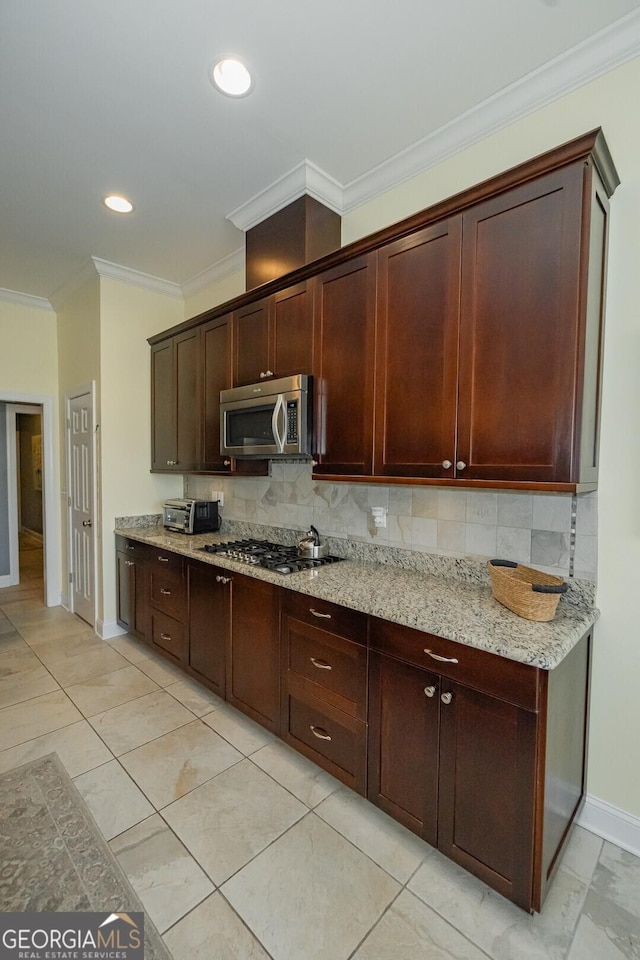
[286,401,298,443]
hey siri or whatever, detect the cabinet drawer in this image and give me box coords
[284,682,366,793]
[150,570,186,618]
[369,617,540,711]
[283,616,367,719]
[116,536,151,560]
[150,550,184,578]
[282,591,367,645]
[150,610,186,663]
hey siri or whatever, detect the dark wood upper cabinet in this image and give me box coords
[457,163,599,484]
[374,218,462,478]
[151,329,199,472]
[233,297,272,386]
[233,281,314,386]
[312,254,377,476]
[200,313,232,473]
[149,130,617,490]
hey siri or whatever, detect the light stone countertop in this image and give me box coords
[116,526,598,671]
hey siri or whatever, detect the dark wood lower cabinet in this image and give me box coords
[226,574,281,733]
[187,560,228,697]
[115,538,590,913]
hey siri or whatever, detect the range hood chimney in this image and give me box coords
[245,195,341,290]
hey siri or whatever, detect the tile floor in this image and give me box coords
[1,571,639,960]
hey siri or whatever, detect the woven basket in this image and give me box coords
[487,560,568,622]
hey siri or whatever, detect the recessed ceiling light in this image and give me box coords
[103,195,134,214]
[211,58,253,97]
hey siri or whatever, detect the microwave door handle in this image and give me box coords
[271,395,286,453]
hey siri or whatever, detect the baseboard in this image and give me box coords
[577,794,640,857]
[0,573,19,588]
[98,619,127,640]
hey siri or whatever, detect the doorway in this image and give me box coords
[0,392,60,606]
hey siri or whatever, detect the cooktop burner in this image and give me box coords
[200,538,343,575]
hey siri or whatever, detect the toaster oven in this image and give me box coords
[162,498,220,535]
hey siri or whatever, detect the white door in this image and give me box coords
[68,391,95,625]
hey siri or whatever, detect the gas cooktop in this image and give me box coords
[200,538,343,575]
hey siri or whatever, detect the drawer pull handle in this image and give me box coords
[160,633,172,642]
[125,560,134,567]
[160,588,171,595]
[158,556,170,563]
[310,657,332,671]
[310,608,332,619]
[424,648,459,664]
[424,685,436,698]
[310,725,332,741]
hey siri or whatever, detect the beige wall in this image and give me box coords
[183,270,244,321]
[99,279,184,628]
[341,58,640,819]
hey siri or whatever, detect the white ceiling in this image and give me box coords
[2,0,640,305]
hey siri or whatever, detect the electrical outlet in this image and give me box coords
[217,491,224,507]
[371,506,387,528]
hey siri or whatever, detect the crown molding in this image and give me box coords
[227,160,345,232]
[342,9,640,211]
[91,257,183,299]
[181,247,245,300]
[0,287,53,312]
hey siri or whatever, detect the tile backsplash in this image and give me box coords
[184,463,597,581]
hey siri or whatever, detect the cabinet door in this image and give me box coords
[312,254,377,476]
[226,574,280,732]
[174,328,200,472]
[116,551,131,631]
[234,297,272,386]
[150,340,175,470]
[188,561,228,697]
[200,314,232,472]
[272,282,314,378]
[375,220,462,478]
[457,165,584,483]
[438,681,537,910]
[368,652,440,845]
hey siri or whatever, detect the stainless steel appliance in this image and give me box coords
[163,498,221,535]
[200,538,343,575]
[220,374,312,459]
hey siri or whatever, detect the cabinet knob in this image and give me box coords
[441,692,453,705]
[223,459,231,466]
[442,460,452,469]
[216,575,232,585]
[456,461,466,471]
[265,370,274,377]
[310,725,332,741]
[424,685,436,698]
[125,560,134,567]
[259,372,266,379]
[166,460,177,466]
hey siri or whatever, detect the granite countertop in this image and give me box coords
[116,526,598,670]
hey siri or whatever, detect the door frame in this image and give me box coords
[65,382,98,625]
[0,392,60,605]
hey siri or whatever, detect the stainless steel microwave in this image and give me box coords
[220,374,312,459]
